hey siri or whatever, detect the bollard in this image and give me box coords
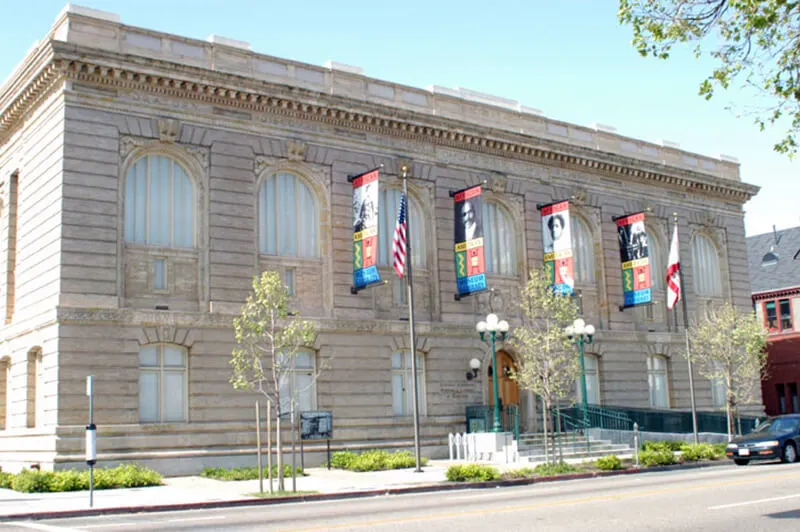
[633,422,640,467]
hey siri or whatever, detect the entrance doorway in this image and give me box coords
[489,351,519,407]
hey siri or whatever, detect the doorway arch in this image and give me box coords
[489,350,519,407]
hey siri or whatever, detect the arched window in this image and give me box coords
[649,231,665,290]
[125,155,194,248]
[392,351,426,416]
[259,172,318,257]
[483,202,517,275]
[691,234,722,296]
[139,344,187,423]
[378,189,424,268]
[571,216,595,283]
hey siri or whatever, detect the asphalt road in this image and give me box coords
[5,462,800,531]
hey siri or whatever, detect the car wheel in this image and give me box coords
[734,459,749,466]
[781,442,797,463]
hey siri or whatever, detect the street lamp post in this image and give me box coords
[476,313,509,433]
[566,318,595,430]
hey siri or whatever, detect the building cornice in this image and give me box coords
[1,41,759,203]
[752,287,800,301]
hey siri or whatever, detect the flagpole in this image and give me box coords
[402,165,423,472]
[674,213,699,445]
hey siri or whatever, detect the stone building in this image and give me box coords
[749,226,800,416]
[0,5,759,474]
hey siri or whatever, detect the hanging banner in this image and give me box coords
[615,211,652,308]
[540,200,574,296]
[352,168,381,291]
[453,184,487,298]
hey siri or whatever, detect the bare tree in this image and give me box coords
[687,301,767,440]
[230,271,317,491]
[510,267,580,463]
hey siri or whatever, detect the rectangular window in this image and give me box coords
[284,268,296,296]
[647,356,669,408]
[139,345,186,423]
[780,299,792,331]
[278,351,315,417]
[154,258,166,291]
[391,351,426,416]
[394,277,407,305]
[777,383,787,414]
[765,301,777,330]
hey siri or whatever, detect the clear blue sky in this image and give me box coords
[1,0,796,237]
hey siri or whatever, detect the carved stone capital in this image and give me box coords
[489,172,507,193]
[120,136,148,159]
[186,146,209,170]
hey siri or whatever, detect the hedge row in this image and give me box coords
[328,450,428,472]
[201,464,304,481]
[0,464,162,493]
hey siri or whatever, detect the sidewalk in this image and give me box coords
[0,460,457,520]
[0,457,727,521]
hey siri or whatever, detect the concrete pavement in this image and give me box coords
[0,458,729,522]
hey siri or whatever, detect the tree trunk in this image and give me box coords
[276,407,284,491]
[541,396,549,465]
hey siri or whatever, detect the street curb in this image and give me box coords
[0,459,732,522]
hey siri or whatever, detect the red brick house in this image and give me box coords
[749,226,800,415]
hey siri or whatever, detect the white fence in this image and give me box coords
[448,432,518,463]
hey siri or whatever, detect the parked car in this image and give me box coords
[725,414,800,466]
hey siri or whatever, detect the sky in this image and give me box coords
[0,0,797,237]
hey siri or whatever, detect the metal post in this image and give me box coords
[578,336,589,429]
[256,401,263,494]
[490,331,502,432]
[403,165,423,473]
[633,422,640,467]
[85,376,96,508]
[675,213,699,445]
[267,400,273,494]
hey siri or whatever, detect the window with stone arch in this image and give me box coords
[483,201,517,276]
[691,233,723,297]
[571,215,595,283]
[258,172,319,257]
[124,155,195,248]
[378,188,425,269]
[139,344,187,423]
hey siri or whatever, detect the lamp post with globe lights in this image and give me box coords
[565,318,595,430]
[476,313,509,433]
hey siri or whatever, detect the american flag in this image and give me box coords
[392,193,407,278]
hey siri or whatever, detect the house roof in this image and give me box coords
[747,225,800,294]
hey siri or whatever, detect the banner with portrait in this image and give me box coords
[615,211,652,308]
[540,200,574,296]
[453,184,487,298]
[352,168,381,290]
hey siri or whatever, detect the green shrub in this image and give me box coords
[501,467,536,479]
[641,440,684,452]
[327,450,428,472]
[596,455,623,471]
[533,461,579,476]
[640,449,676,467]
[10,465,161,493]
[0,472,14,489]
[12,470,56,493]
[711,443,728,457]
[680,443,724,462]
[201,465,303,481]
[445,464,500,482]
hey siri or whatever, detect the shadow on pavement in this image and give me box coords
[765,508,800,519]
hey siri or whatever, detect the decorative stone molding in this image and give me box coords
[254,156,331,204]
[157,118,180,143]
[186,145,209,170]
[139,326,193,347]
[0,49,759,203]
[120,135,208,170]
[488,172,507,193]
[570,186,587,206]
[120,136,147,159]
[286,139,307,161]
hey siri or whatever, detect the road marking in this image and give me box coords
[10,523,85,532]
[708,493,800,510]
[80,515,226,529]
[284,471,800,532]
